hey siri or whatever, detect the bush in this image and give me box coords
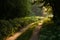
[39,20,60,40]
[0,16,41,40]
[0,20,18,40]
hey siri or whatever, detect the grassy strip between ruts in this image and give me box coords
[16,20,41,40]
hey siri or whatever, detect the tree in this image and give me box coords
[35,0,60,23]
[0,0,31,20]
[43,0,60,23]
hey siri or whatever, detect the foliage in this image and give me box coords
[16,19,40,40]
[36,0,60,23]
[0,16,41,40]
[0,20,18,40]
[39,20,60,40]
[0,0,31,19]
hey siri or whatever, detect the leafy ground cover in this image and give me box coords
[0,16,41,40]
[39,20,60,40]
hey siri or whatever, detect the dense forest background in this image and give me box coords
[0,0,60,40]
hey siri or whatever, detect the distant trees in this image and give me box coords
[0,0,31,19]
[35,0,60,23]
[43,0,60,22]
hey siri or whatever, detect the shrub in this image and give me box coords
[39,20,60,40]
[0,16,41,40]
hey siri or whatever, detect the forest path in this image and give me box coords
[29,20,43,40]
[5,20,43,40]
[29,17,51,40]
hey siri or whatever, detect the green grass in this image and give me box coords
[16,20,40,40]
[16,27,35,40]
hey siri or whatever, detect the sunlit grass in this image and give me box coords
[3,15,53,40]
[16,28,34,40]
[15,15,53,40]
[16,17,44,40]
